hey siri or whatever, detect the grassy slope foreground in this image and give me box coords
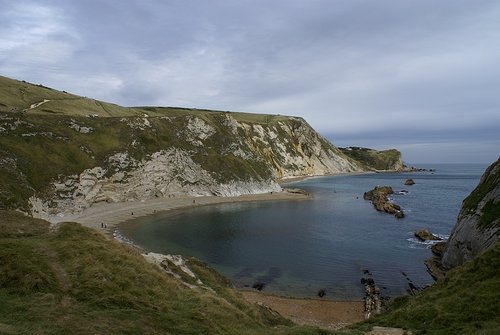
[352,242,500,335]
[0,211,361,335]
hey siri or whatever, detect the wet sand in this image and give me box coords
[241,291,364,330]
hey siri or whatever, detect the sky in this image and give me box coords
[1,0,499,164]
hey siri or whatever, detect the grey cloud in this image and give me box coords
[0,0,499,163]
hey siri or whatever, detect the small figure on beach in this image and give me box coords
[131,212,134,215]
[104,224,107,229]
[192,199,195,204]
[101,222,104,228]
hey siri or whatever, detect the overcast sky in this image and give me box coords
[1,0,499,164]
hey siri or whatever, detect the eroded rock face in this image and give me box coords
[31,148,282,217]
[26,115,364,219]
[441,158,500,269]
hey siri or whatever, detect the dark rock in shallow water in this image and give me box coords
[317,289,326,297]
[361,272,383,319]
[404,178,415,185]
[252,282,265,291]
[414,229,442,242]
[395,211,405,219]
[364,186,404,218]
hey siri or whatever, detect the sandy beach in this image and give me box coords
[241,291,364,330]
[55,191,310,231]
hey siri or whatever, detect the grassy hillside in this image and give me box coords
[352,242,500,335]
[0,210,361,335]
[339,147,402,171]
[0,75,292,123]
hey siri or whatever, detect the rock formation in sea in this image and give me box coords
[414,229,442,242]
[404,178,415,186]
[363,186,404,218]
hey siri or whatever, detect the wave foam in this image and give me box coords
[406,233,449,249]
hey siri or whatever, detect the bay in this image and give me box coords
[119,163,485,300]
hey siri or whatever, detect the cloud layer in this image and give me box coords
[1,0,499,163]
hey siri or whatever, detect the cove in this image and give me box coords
[119,164,484,300]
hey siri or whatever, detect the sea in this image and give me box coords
[119,163,486,300]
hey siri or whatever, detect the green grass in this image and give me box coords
[351,242,500,335]
[339,147,402,171]
[0,211,358,334]
[0,75,294,122]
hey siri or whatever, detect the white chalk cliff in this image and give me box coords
[27,114,361,218]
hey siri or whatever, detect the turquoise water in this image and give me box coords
[119,164,485,300]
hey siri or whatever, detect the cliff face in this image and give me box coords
[21,114,360,219]
[0,76,366,219]
[441,158,500,269]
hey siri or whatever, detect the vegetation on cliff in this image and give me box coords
[461,157,500,229]
[339,147,403,171]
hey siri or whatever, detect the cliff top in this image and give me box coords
[0,75,301,125]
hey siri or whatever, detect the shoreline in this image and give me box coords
[51,190,311,232]
[278,170,374,185]
[48,169,384,230]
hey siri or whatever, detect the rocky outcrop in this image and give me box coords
[414,229,442,242]
[404,179,415,186]
[361,272,383,319]
[363,186,404,218]
[440,158,500,269]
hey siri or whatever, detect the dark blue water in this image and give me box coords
[119,164,485,300]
